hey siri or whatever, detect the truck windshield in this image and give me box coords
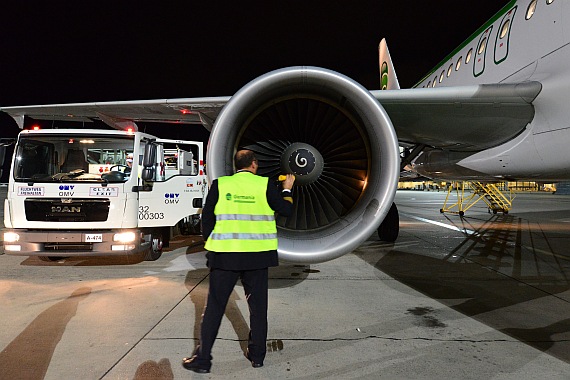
[13,134,135,183]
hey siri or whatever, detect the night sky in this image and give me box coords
[0,1,508,139]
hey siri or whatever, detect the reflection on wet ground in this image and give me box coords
[359,192,570,363]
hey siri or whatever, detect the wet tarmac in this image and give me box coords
[1,189,570,379]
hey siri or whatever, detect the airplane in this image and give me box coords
[1,0,565,264]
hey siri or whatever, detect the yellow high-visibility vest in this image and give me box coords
[204,171,277,252]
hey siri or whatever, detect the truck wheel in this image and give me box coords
[144,229,163,261]
[182,215,202,235]
[189,216,202,235]
[39,256,62,262]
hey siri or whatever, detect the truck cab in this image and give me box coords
[3,128,205,261]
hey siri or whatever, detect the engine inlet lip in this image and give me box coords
[207,66,400,263]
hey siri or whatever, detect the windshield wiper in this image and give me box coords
[66,169,86,177]
[45,169,86,182]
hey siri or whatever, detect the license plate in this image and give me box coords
[85,234,103,242]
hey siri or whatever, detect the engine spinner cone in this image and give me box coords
[281,142,324,186]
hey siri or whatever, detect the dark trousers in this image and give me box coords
[193,267,269,368]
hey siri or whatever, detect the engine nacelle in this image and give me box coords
[207,67,400,263]
[412,149,487,181]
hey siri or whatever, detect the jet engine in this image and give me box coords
[207,67,400,263]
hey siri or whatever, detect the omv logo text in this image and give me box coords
[59,185,75,196]
[165,193,180,204]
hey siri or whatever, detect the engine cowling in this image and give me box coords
[207,67,400,263]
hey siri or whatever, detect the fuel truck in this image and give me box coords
[3,128,206,261]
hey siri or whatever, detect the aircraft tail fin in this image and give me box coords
[379,38,400,90]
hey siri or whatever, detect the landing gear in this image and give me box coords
[378,202,399,242]
[144,229,163,261]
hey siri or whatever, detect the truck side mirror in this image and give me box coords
[0,146,5,177]
[141,167,154,181]
[0,145,5,167]
[142,141,156,181]
[143,141,156,168]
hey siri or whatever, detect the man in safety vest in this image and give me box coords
[183,149,295,374]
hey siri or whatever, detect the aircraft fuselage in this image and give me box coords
[413,0,570,182]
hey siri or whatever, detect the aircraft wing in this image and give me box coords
[371,81,542,151]
[0,97,230,131]
[2,81,541,152]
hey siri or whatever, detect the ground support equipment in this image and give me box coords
[440,181,515,216]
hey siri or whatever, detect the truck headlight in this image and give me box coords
[4,232,20,242]
[113,232,136,243]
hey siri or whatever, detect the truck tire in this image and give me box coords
[39,256,63,262]
[181,215,202,235]
[144,229,163,261]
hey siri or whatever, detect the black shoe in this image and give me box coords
[245,352,263,368]
[182,357,210,373]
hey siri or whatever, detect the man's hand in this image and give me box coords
[282,174,295,190]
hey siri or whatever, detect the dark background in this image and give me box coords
[0,1,508,178]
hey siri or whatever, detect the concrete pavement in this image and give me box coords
[1,190,570,379]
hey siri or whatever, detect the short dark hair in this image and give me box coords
[234,150,257,170]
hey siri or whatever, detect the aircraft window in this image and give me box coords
[427,81,431,87]
[447,64,453,77]
[547,0,554,4]
[432,77,437,87]
[466,48,473,63]
[478,37,487,55]
[456,56,462,70]
[526,0,537,19]
[500,19,510,39]
[439,71,445,82]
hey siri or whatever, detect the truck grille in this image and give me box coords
[25,199,110,222]
[44,242,94,251]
